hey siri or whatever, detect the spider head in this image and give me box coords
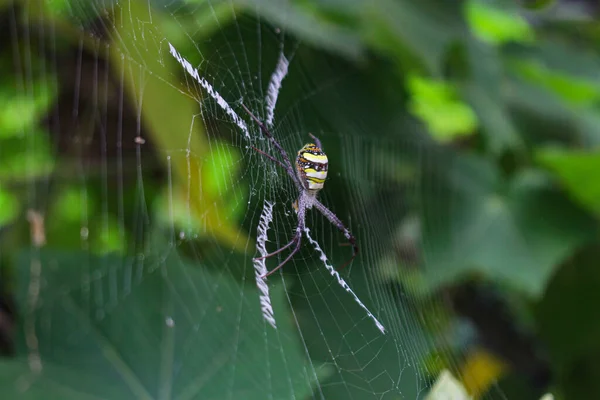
[296,143,328,192]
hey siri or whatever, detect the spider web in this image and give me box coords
[0,0,509,399]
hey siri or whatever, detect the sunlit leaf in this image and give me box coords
[466,0,534,45]
[408,75,478,141]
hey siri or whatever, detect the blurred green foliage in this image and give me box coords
[0,244,324,399]
[0,0,599,399]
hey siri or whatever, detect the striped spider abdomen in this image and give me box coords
[296,143,328,192]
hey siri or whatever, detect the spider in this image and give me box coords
[241,104,358,278]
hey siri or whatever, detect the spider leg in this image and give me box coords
[313,199,359,270]
[241,103,293,167]
[308,133,322,149]
[338,235,359,271]
[254,233,298,261]
[260,231,302,278]
[258,195,308,278]
[251,146,288,170]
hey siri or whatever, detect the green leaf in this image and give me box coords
[537,148,600,214]
[408,75,478,141]
[0,246,323,399]
[460,40,523,154]
[421,153,596,297]
[466,0,534,45]
[234,0,364,60]
[365,0,466,75]
[237,0,465,74]
[513,59,600,106]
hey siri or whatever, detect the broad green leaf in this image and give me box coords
[537,148,600,214]
[505,77,600,147]
[505,40,600,145]
[0,246,323,399]
[421,153,595,297]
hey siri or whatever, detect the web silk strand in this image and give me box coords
[304,227,386,334]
